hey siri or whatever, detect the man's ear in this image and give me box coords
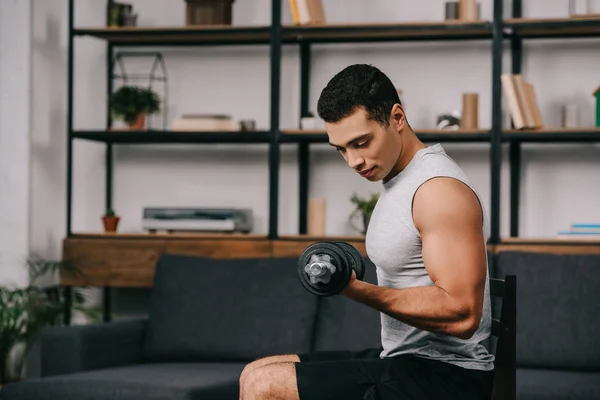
[390,103,406,130]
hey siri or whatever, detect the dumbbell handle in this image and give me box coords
[304,255,336,284]
[305,261,333,277]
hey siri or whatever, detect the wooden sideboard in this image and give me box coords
[61,233,600,288]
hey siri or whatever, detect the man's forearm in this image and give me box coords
[342,280,479,339]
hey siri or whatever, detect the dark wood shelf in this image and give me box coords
[503,127,600,142]
[283,20,493,43]
[72,130,271,144]
[73,20,493,46]
[73,25,272,46]
[504,16,600,38]
[281,129,491,143]
[493,237,600,255]
[69,232,268,240]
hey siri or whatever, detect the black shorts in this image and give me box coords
[295,348,494,400]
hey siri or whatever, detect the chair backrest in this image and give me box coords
[489,275,516,400]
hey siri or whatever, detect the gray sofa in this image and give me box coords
[0,250,599,399]
[494,251,600,399]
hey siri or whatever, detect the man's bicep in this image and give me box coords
[413,177,488,307]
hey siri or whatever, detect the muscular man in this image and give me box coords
[240,64,495,400]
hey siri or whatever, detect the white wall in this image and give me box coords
[0,0,31,287]
[28,0,600,256]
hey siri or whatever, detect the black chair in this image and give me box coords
[489,275,517,400]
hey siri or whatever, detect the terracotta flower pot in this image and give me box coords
[128,113,146,130]
[102,215,120,232]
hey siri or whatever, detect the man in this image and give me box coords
[239,64,495,400]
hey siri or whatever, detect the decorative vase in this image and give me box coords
[0,343,26,386]
[128,113,146,130]
[102,215,120,232]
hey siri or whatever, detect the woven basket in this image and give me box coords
[185,0,234,25]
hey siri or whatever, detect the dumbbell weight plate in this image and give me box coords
[335,242,366,281]
[297,241,352,296]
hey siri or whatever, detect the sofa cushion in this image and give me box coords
[143,254,319,362]
[0,363,244,400]
[312,257,382,352]
[495,252,600,370]
[516,368,600,400]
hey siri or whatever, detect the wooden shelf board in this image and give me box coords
[69,232,267,240]
[503,127,600,142]
[493,237,600,255]
[62,234,600,287]
[504,16,600,38]
[278,234,365,242]
[73,130,271,144]
[501,237,600,245]
[281,129,491,143]
[74,20,493,46]
[284,20,493,42]
[74,25,271,45]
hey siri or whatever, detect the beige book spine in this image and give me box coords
[512,75,535,128]
[501,74,526,129]
[523,82,544,128]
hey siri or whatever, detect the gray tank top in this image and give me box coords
[365,143,494,371]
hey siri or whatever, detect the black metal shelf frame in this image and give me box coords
[66,0,600,249]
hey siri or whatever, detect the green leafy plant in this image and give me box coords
[350,192,380,234]
[109,85,160,125]
[0,256,101,384]
[104,208,115,217]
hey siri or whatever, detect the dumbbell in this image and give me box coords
[297,241,366,296]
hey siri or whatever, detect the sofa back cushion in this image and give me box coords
[143,254,319,362]
[495,251,600,370]
[312,257,382,352]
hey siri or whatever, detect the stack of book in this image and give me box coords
[556,223,600,240]
[501,74,544,130]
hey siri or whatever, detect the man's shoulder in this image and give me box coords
[412,177,483,233]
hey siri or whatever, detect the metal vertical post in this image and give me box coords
[490,0,504,244]
[268,0,282,239]
[63,0,75,326]
[66,0,74,238]
[104,7,115,321]
[298,42,311,234]
[509,0,523,237]
[106,43,114,215]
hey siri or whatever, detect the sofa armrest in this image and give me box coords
[41,318,148,377]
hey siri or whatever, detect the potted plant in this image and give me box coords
[109,85,160,130]
[0,257,100,385]
[102,208,120,232]
[349,192,380,234]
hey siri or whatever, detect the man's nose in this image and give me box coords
[348,152,364,169]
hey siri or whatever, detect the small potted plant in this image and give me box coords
[349,192,380,234]
[109,85,160,130]
[102,208,120,233]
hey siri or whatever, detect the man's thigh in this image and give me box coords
[295,352,493,400]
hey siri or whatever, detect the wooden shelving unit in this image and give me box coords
[64,0,600,320]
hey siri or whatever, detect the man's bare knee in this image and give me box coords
[240,355,300,399]
[242,362,298,400]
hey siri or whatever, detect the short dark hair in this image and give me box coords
[317,64,401,127]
